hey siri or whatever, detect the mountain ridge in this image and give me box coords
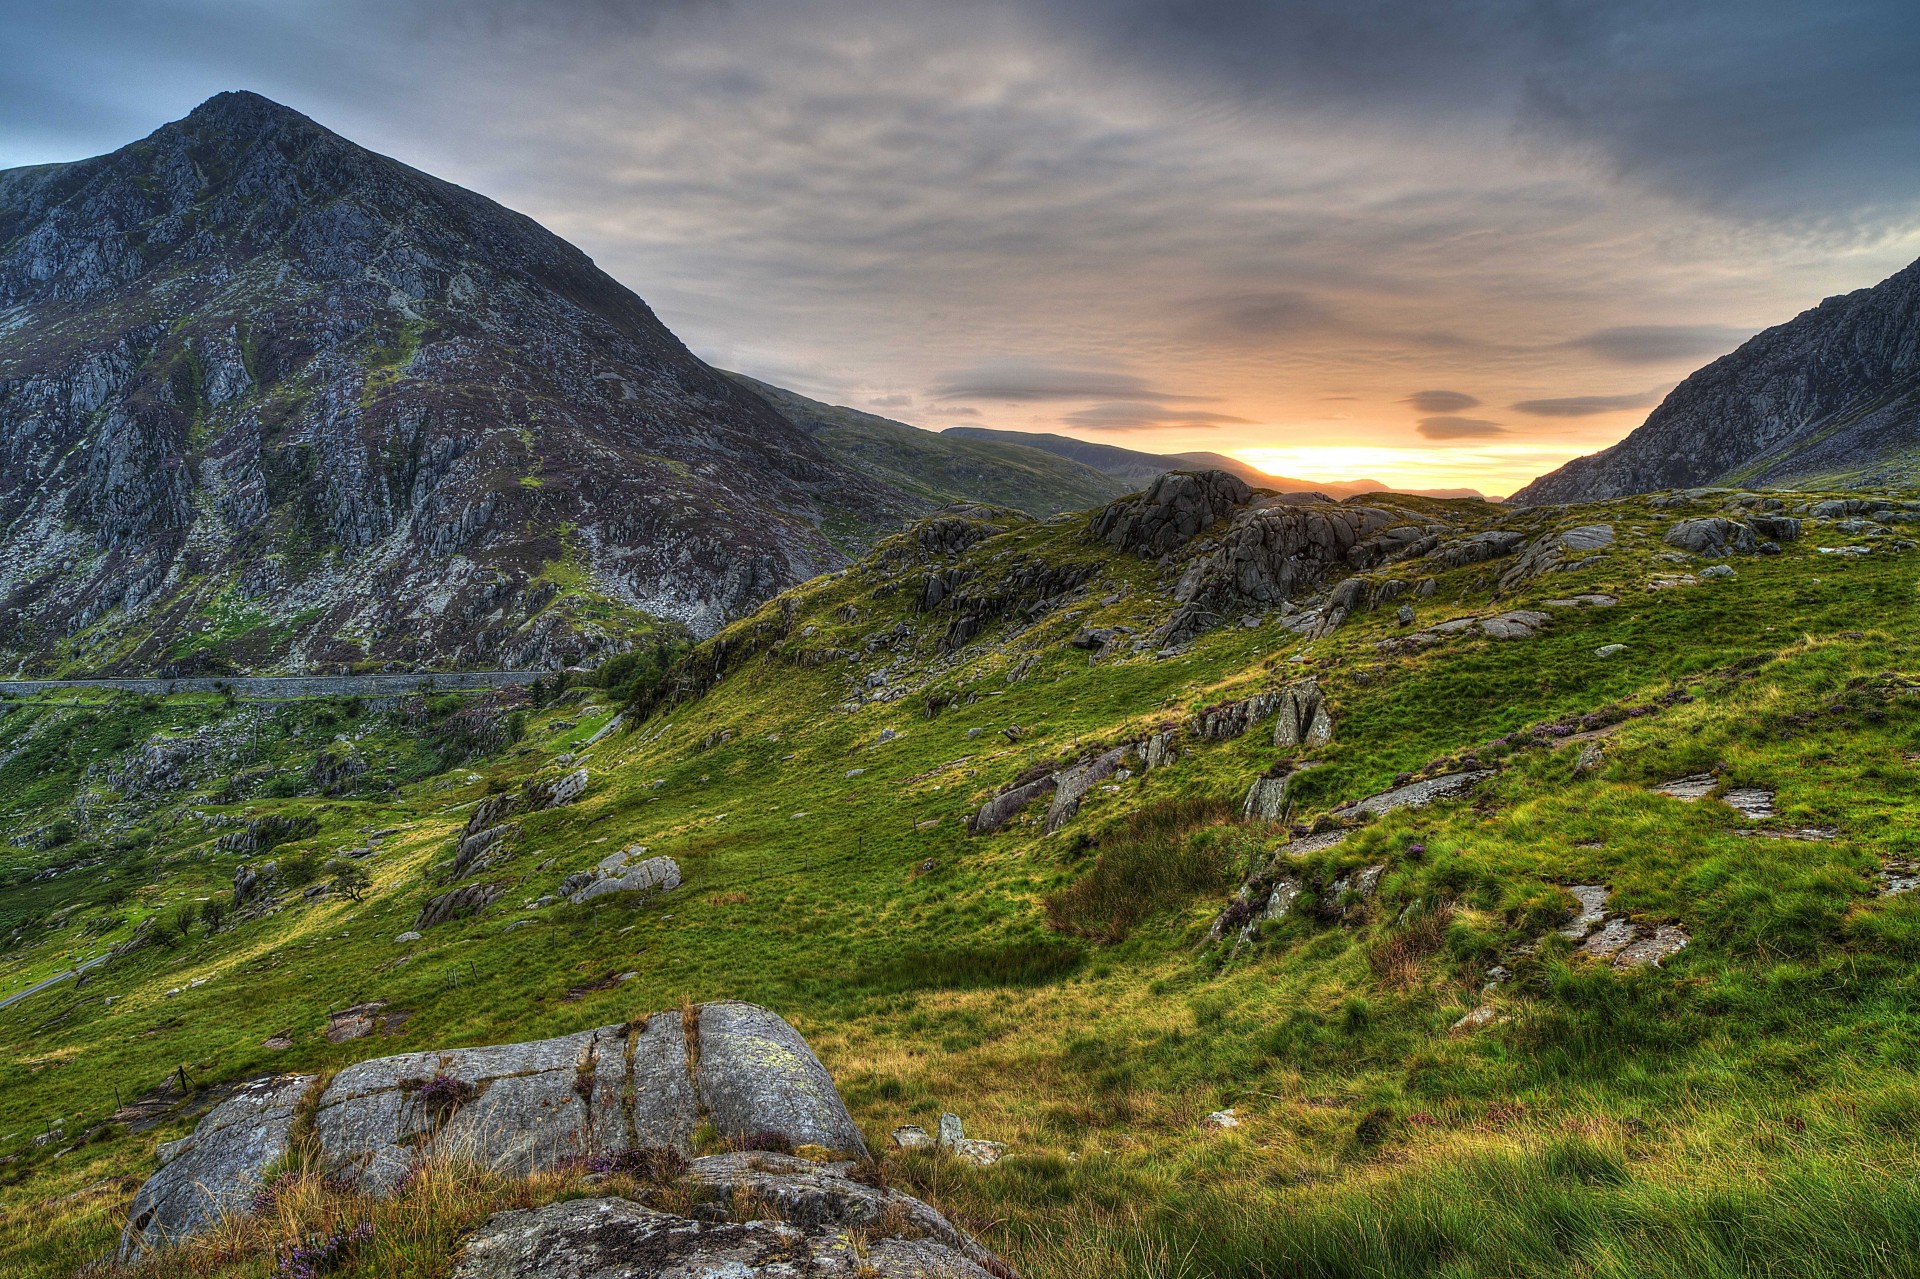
[1515,257,1920,503]
[0,91,917,674]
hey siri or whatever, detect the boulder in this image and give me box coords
[1243,774,1291,820]
[415,883,504,929]
[695,1002,869,1157]
[450,1173,1007,1279]
[1191,691,1281,742]
[118,1006,864,1261]
[1271,678,1333,747]
[1044,745,1132,833]
[1349,770,1495,819]
[1664,517,1755,556]
[527,768,589,810]
[569,855,681,905]
[117,1074,317,1261]
[968,773,1057,835]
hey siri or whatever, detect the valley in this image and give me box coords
[4,477,1920,1276]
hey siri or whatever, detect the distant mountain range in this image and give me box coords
[1516,258,1920,503]
[725,377,1131,515]
[941,427,1486,500]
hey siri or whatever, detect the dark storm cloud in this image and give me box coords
[1038,0,1920,224]
[1566,325,1753,365]
[1417,416,1507,439]
[1511,389,1664,416]
[1405,390,1481,413]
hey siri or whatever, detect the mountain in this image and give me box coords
[940,426,1485,499]
[725,374,1131,515]
[0,91,920,676]
[1514,258,1920,504]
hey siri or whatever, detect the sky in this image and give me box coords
[6,2,1920,496]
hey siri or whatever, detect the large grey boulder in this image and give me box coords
[118,1074,316,1261]
[1043,745,1132,833]
[967,773,1056,835]
[1271,678,1333,748]
[1664,517,1756,556]
[695,1002,870,1158]
[416,882,504,929]
[118,1005,864,1261]
[451,1175,1006,1278]
[311,1022,639,1192]
[567,847,682,905]
[1191,691,1281,742]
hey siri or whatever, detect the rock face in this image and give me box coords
[117,1004,869,1260]
[451,1154,1012,1279]
[1513,254,1920,503]
[118,1073,314,1261]
[1089,469,1252,556]
[567,847,681,905]
[0,91,912,674]
[1664,518,1758,556]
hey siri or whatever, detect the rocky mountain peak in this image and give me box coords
[0,93,914,674]
[1514,255,1920,504]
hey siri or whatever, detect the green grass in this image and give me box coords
[5,488,1920,1276]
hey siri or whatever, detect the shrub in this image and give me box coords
[1043,796,1238,942]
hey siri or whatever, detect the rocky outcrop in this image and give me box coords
[564,846,682,905]
[0,92,916,675]
[1043,745,1132,833]
[415,883,503,929]
[1089,469,1252,556]
[118,1074,316,1262]
[1513,254,1920,503]
[1664,517,1758,556]
[1156,502,1437,645]
[1271,679,1333,748]
[1190,691,1281,742]
[118,1005,871,1261]
[1498,524,1613,587]
[451,1158,1012,1279]
[695,1002,870,1156]
[967,773,1056,836]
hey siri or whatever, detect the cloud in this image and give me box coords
[1194,289,1341,339]
[1565,325,1752,365]
[1404,390,1480,413]
[1417,416,1507,439]
[1060,402,1252,430]
[867,393,913,408]
[925,406,981,418]
[934,360,1211,403]
[1511,389,1663,417]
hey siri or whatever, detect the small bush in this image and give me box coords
[1043,796,1238,942]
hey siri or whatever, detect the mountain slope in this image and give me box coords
[6,480,1920,1277]
[1515,258,1920,504]
[727,374,1131,515]
[0,91,916,675]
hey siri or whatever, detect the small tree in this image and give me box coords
[166,901,198,944]
[327,860,372,902]
[198,896,229,936]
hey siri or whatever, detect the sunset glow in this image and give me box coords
[1235,445,1588,498]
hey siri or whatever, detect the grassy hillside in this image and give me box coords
[4,485,1920,1277]
[730,374,1131,516]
